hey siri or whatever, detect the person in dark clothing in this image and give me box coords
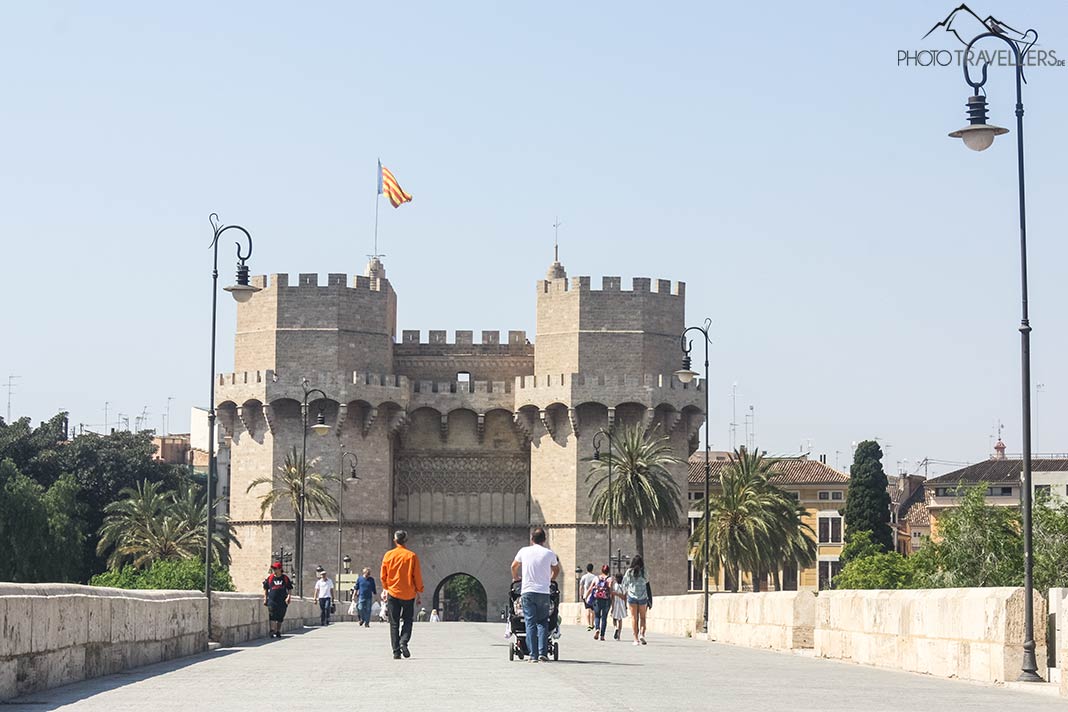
[263,562,293,638]
[352,567,378,627]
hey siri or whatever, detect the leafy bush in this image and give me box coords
[833,551,915,589]
[90,557,234,592]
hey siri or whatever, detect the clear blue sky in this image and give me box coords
[3,1,1067,476]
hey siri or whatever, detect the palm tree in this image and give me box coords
[585,423,685,559]
[246,446,340,522]
[688,447,815,591]
[96,480,240,569]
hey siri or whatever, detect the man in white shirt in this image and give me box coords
[313,568,335,626]
[511,527,560,663]
[578,563,598,631]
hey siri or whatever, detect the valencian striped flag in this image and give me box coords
[378,161,413,208]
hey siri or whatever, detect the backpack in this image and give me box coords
[594,576,610,600]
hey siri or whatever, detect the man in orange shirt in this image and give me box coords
[380,529,424,659]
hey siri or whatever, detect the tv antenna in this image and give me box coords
[2,375,19,423]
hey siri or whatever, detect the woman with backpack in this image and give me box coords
[622,555,651,645]
[590,564,613,641]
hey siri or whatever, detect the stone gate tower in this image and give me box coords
[216,255,703,616]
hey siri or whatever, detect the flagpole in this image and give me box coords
[373,193,380,256]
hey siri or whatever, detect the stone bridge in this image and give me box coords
[3,584,1068,709]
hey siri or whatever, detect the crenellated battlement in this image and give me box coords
[514,373,701,391]
[538,276,685,297]
[398,330,528,347]
[248,272,393,292]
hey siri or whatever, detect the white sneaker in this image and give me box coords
[633,640,640,646]
[640,636,647,645]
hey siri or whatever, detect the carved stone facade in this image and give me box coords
[217,257,704,617]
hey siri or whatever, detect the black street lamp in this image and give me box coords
[206,213,259,639]
[945,28,1041,683]
[298,378,331,598]
[592,429,616,572]
[676,318,711,633]
[337,450,359,582]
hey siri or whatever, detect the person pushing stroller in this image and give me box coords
[510,526,560,663]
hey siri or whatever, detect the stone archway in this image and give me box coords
[432,572,488,622]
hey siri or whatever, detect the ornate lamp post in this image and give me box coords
[206,213,259,639]
[945,28,1041,682]
[592,429,616,572]
[675,317,711,633]
[298,378,331,598]
[337,450,359,582]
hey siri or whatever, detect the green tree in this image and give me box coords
[917,485,1022,587]
[1031,488,1068,592]
[246,447,340,521]
[0,459,87,582]
[96,480,239,569]
[441,574,487,621]
[834,551,916,589]
[90,558,235,592]
[689,447,816,591]
[586,424,684,560]
[843,440,893,553]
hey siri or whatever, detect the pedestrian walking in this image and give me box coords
[377,589,389,622]
[610,572,628,640]
[314,568,335,626]
[262,562,293,639]
[590,564,613,641]
[510,526,561,663]
[579,563,597,631]
[622,555,651,645]
[380,529,424,659]
[352,567,377,627]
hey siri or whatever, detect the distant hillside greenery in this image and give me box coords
[0,413,237,586]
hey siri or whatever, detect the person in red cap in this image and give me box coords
[263,562,293,638]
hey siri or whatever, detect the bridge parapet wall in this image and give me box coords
[0,584,335,701]
[0,584,206,701]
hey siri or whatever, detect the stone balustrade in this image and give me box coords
[1051,587,1067,694]
[0,583,331,701]
[814,588,1046,685]
[0,584,206,700]
[708,591,815,651]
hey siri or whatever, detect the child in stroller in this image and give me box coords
[507,579,560,661]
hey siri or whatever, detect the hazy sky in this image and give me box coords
[3,1,1067,477]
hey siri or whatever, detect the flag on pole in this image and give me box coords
[378,160,413,208]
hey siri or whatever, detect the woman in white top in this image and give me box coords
[429,608,441,622]
[610,572,628,640]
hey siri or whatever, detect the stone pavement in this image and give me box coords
[6,623,1064,711]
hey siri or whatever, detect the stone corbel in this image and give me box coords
[568,408,580,438]
[362,406,378,437]
[663,410,683,433]
[217,410,235,439]
[261,403,276,435]
[477,413,486,443]
[539,409,556,438]
[512,411,533,443]
[607,407,616,430]
[641,409,656,434]
[687,412,706,441]
[236,405,255,437]
[334,403,348,437]
[388,409,409,437]
[440,414,449,442]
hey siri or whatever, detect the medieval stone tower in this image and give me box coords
[215,255,704,617]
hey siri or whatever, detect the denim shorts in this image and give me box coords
[627,597,648,606]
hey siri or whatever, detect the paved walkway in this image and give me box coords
[7,623,1064,711]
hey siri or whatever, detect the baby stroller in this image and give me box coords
[508,580,560,661]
